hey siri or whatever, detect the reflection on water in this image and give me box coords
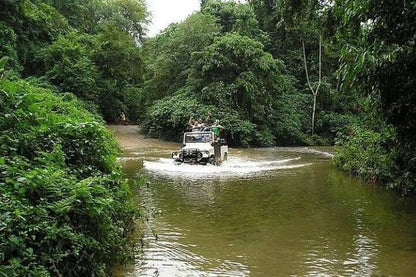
[136,223,250,276]
[116,147,416,277]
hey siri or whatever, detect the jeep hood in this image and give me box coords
[181,143,213,152]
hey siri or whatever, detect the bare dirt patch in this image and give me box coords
[107,125,180,151]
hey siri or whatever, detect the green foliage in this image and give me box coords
[36,32,99,101]
[191,33,285,121]
[42,0,105,34]
[189,33,307,146]
[105,0,149,42]
[140,0,358,147]
[22,0,70,38]
[95,25,142,86]
[0,0,69,76]
[334,125,396,188]
[141,1,343,147]
[202,0,268,43]
[142,92,212,140]
[0,56,10,78]
[93,24,144,121]
[270,91,311,146]
[249,0,337,79]
[0,0,149,122]
[333,0,416,193]
[142,13,220,104]
[249,0,347,141]
[122,86,145,123]
[141,92,258,146]
[0,79,136,275]
[0,24,20,72]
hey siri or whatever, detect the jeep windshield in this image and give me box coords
[184,132,213,143]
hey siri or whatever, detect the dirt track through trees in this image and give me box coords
[107,125,180,151]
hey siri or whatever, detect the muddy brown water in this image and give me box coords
[111,129,416,276]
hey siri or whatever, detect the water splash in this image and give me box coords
[143,157,312,179]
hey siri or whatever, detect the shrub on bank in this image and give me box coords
[334,123,416,195]
[334,125,396,187]
[0,79,135,276]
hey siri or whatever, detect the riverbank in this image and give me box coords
[107,125,180,151]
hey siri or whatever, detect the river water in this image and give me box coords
[115,146,416,276]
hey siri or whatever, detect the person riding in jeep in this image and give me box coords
[211,119,224,139]
[188,117,201,132]
[188,115,210,132]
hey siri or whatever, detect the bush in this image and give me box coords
[270,91,311,146]
[315,111,356,144]
[141,92,209,140]
[36,33,99,102]
[334,125,396,186]
[0,79,136,276]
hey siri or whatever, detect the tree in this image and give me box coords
[189,33,297,145]
[43,0,105,34]
[248,0,354,142]
[202,0,268,43]
[142,13,220,104]
[0,0,70,76]
[302,35,322,135]
[190,33,285,122]
[37,32,99,101]
[105,0,149,42]
[333,0,416,193]
[201,0,209,8]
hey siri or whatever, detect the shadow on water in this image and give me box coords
[114,147,416,277]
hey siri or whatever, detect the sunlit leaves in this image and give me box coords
[22,0,70,38]
[108,0,149,41]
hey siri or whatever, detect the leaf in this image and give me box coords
[0,56,9,72]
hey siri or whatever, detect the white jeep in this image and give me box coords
[172,131,228,165]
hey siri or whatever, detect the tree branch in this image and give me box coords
[302,39,315,93]
[314,34,322,96]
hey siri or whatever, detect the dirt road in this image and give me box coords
[107,125,180,151]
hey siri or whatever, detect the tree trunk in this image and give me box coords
[312,93,317,135]
[302,35,322,136]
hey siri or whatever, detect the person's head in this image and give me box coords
[194,120,199,125]
[214,119,219,126]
